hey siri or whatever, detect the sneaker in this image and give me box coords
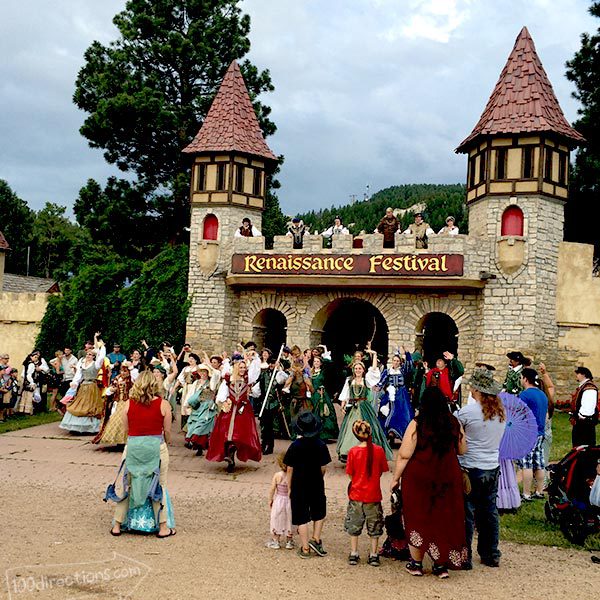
[348,553,360,566]
[481,557,500,568]
[521,494,532,502]
[285,539,294,550]
[297,546,311,559]
[432,564,449,579]
[308,538,327,556]
[532,492,545,499]
[265,540,280,549]
[405,559,424,576]
[368,554,380,567]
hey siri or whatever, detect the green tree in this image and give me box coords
[0,179,34,274]
[565,1,600,257]
[30,203,81,279]
[73,0,278,244]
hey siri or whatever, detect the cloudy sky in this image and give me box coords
[0,0,596,216]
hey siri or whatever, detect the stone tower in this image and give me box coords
[457,27,585,363]
[183,61,277,350]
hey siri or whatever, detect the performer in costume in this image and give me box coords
[185,363,218,456]
[376,348,414,441]
[503,351,526,395]
[234,217,261,237]
[402,212,434,249]
[173,352,201,430]
[310,351,339,441]
[60,333,107,433]
[375,207,399,249]
[321,216,349,248]
[254,356,288,454]
[425,352,464,408]
[283,359,314,424]
[207,355,262,472]
[93,362,132,446]
[336,351,393,462]
[570,366,598,447]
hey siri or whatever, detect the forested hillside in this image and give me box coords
[297,183,467,234]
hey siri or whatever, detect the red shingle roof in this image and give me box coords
[0,230,9,250]
[457,27,585,153]
[183,61,277,162]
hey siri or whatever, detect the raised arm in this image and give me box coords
[94,344,107,369]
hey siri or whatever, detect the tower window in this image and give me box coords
[216,163,227,190]
[522,147,535,179]
[202,214,219,240]
[196,164,207,191]
[253,169,262,196]
[544,148,554,182]
[478,151,487,183]
[501,205,524,236]
[468,156,476,188]
[235,164,244,192]
[559,153,568,185]
[496,148,507,179]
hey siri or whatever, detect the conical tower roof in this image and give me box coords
[183,61,277,162]
[456,27,585,153]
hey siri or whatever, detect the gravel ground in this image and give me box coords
[1,422,599,600]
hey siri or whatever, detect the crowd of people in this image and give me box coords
[232,210,458,250]
[2,337,598,576]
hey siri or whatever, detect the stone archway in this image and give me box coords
[415,312,459,365]
[252,308,287,352]
[310,297,389,393]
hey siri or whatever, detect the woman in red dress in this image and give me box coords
[390,387,468,578]
[207,356,262,472]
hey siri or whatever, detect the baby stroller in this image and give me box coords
[544,445,600,545]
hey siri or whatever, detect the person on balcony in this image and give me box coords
[403,213,434,249]
[234,217,261,237]
[375,207,399,249]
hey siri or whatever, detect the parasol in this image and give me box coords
[498,392,538,460]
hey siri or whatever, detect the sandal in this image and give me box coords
[368,554,380,567]
[110,528,121,537]
[405,559,424,576]
[348,553,360,566]
[156,528,177,539]
[432,564,449,579]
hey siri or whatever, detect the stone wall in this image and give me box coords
[0,292,50,365]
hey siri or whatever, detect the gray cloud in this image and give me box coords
[0,0,596,216]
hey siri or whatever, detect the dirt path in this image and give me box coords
[1,423,599,600]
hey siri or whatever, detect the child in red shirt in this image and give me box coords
[345,419,389,566]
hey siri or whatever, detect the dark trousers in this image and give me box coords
[572,419,597,447]
[464,467,501,563]
[260,408,276,453]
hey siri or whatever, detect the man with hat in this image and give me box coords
[286,217,309,249]
[284,411,331,559]
[438,216,460,235]
[571,366,598,447]
[457,368,506,569]
[403,212,434,249]
[504,351,526,395]
[234,217,261,237]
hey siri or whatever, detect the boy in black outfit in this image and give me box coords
[284,411,331,558]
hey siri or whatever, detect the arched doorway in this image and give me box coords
[252,309,287,352]
[415,312,458,365]
[311,298,389,394]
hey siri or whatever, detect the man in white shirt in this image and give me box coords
[571,367,598,447]
[60,346,79,396]
[234,217,261,237]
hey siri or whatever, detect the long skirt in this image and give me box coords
[378,386,414,440]
[497,458,521,510]
[312,388,339,441]
[206,402,262,464]
[337,400,393,460]
[402,446,468,568]
[94,401,127,445]
[185,401,217,449]
[15,390,34,415]
[66,383,103,417]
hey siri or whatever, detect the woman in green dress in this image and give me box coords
[336,350,393,462]
[310,353,339,441]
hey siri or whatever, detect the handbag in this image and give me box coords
[103,459,129,503]
[591,475,600,507]
[461,468,472,496]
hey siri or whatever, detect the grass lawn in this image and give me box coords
[499,412,600,550]
[0,411,62,435]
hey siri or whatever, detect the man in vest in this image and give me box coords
[376,207,400,249]
[503,351,526,395]
[570,366,598,447]
[402,212,434,249]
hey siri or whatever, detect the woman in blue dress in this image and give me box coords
[376,348,414,441]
